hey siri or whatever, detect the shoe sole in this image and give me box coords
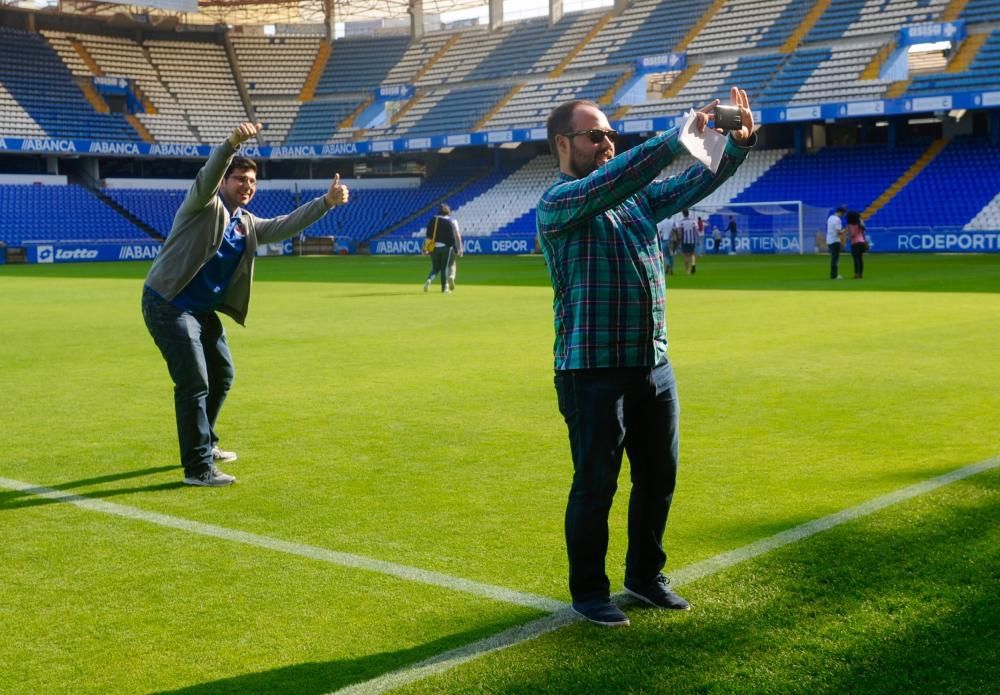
[570,605,630,627]
[212,455,238,463]
[623,586,692,611]
[183,478,236,487]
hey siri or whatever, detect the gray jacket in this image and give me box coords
[144,139,331,325]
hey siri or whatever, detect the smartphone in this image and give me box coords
[714,105,742,132]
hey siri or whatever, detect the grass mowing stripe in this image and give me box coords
[669,455,1000,586]
[332,455,1000,695]
[0,477,564,613]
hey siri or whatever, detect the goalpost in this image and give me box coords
[687,201,829,255]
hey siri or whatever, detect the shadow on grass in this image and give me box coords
[417,473,1000,693]
[150,625,524,695]
[0,465,180,511]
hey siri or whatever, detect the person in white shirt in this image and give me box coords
[826,206,846,279]
[656,216,675,275]
[678,209,699,274]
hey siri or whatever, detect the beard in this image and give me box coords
[568,146,613,179]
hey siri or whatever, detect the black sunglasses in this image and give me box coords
[563,128,618,144]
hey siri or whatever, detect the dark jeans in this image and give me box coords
[829,241,842,278]
[426,246,454,291]
[554,359,680,602]
[851,245,865,277]
[142,287,235,476]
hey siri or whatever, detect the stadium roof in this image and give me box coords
[18,0,492,24]
[199,0,491,23]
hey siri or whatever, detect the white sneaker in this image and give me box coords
[212,445,237,463]
[448,278,455,291]
[183,466,236,487]
[423,280,431,292]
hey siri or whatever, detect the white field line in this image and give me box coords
[0,476,563,613]
[2,456,997,694]
[331,455,1000,695]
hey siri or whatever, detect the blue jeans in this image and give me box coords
[142,286,234,476]
[426,246,454,291]
[660,240,673,272]
[554,359,680,602]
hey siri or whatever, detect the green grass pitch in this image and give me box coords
[1,253,998,694]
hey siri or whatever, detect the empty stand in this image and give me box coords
[869,137,1000,230]
[462,14,597,82]
[905,29,1000,96]
[806,0,950,43]
[370,84,509,138]
[686,0,814,54]
[733,143,929,214]
[231,34,321,144]
[966,191,1000,231]
[959,0,1000,23]
[788,40,890,103]
[0,82,46,137]
[0,27,138,141]
[144,38,250,144]
[627,53,786,119]
[0,183,145,245]
[314,35,411,95]
[103,187,187,237]
[568,0,715,71]
[41,29,200,144]
[285,99,365,144]
[300,168,491,241]
[231,34,320,98]
[448,156,555,237]
[654,147,790,208]
[382,33,454,86]
[482,73,620,130]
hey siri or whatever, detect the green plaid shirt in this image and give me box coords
[537,129,753,370]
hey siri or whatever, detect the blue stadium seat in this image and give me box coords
[869,137,1000,230]
[0,27,139,142]
[0,183,146,245]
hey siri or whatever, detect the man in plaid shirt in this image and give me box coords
[538,88,755,627]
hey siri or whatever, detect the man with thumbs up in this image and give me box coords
[142,121,349,487]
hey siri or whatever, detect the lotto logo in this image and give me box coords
[37,245,54,263]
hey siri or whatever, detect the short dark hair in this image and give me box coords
[546,99,599,155]
[835,205,846,214]
[225,156,257,179]
[845,210,861,225]
[438,203,451,215]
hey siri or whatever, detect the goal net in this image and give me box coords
[687,201,829,255]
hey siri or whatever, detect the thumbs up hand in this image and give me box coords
[227,122,261,148]
[326,173,349,207]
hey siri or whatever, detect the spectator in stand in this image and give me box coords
[537,88,756,628]
[142,122,349,487]
[422,203,462,294]
[826,206,846,280]
[846,210,868,279]
[727,215,738,255]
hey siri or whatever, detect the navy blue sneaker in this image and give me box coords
[571,599,630,627]
[624,574,690,611]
